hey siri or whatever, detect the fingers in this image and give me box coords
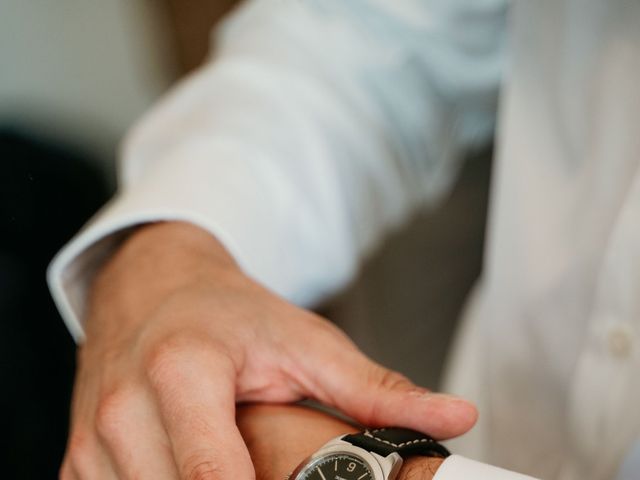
[65,349,254,480]
[297,326,478,440]
[94,386,178,479]
[61,429,119,480]
[63,370,120,480]
[145,340,255,480]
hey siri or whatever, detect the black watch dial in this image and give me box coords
[297,453,374,480]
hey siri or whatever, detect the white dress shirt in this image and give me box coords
[48,0,640,479]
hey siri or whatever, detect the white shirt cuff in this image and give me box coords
[47,140,281,342]
[434,455,540,480]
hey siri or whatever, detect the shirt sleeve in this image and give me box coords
[435,456,540,480]
[47,0,506,342]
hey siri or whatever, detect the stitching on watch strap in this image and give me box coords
[363,428,434,449]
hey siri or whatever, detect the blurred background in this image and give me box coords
[0,1,491,478]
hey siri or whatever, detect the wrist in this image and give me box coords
[106,221,238,277]
[398,457,444,480]
[237,405,445,480]
[86,221,243,331]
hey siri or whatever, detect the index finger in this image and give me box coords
[145,343,255,480]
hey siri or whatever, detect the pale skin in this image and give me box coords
[61,221,477,479]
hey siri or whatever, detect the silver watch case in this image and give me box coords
[287,434,403,480]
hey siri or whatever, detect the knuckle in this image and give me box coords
[144,334,230,390]
[95,387,135,440]
[371,365,413,391]
[64,432,95,477]
[144,337,193,387]
[182,454,222,480]
[358,365,414,423]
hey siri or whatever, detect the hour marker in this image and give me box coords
[316,467,327,480]
[357,474,368,480]
[334,460,338,471]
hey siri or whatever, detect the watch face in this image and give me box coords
[296,453,374,480]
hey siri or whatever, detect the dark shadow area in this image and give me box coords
[0,128,110,479]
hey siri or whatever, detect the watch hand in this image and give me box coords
[317,466,328,480]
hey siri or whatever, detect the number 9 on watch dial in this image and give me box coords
[296,453,374,480]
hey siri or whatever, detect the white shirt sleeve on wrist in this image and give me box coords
[434,455,540,480]
[47,140,282,342]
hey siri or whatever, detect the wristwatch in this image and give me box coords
[288,427,450,480]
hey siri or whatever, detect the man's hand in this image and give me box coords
[237,403,444,480]
[61,222,476,479]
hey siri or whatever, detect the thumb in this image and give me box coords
[302,342,478,440]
